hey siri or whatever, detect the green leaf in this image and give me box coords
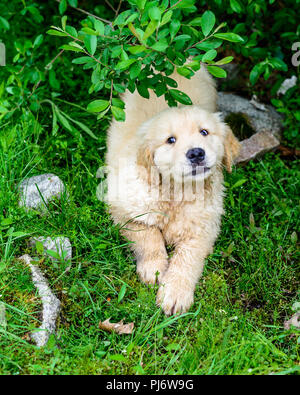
[269,58,288,71]
[87,100,110,113]
[214,32,244,43]
[94,19,104,35]
[47,29,68,37]
[46,250,61,260]
[169,19,181,39]
[161,10,173,26]
[125,12,139,25]
[61,15,67,30]
[118,284,127,303]
[61,44,83,52]
[169,89,192,105]
[196,39,222,51]
[135,0,147,10]
[130,61,142,79]
[1,218,13,227]
[114,83,126,93]
[214,56,234,65]
[59,0,67,15]
[173,34,191,42]
[11,231,30,238]
[110,45,122,58]
[55,108,73,131]
[114,10,132,26]
[0,16,10,30]
[201,11,215,36]
[137,83,149,99]
[84,35,97,55]
[149,6,161,21]
[189,17,202,26]
[111,106,126,122]
[128,45,147,54]
[151,38,168,52]
[108,354,127,362]
[207,66,227,78]
[72,56,94,64]
[65,25,78,38]
[249,63,264,85]
[202,49,217,62]
[33,34,43,48]
[49,69,60,90]
[177,66,193,78]
[143,20,159,40]
[230,0,242,13]
[81,27,98,36]
[116,58,137,71]
[111,98,125,109]
[165,77,177,87]
[231,178,247,189]
[60,110,98,139]
[173,0,195,8]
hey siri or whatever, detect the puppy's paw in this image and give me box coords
[137,258,168,285]
[156,275,194,315]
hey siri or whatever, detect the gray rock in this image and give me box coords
[236,131,280,163]
[0,302,7,329]
[19,254,61,348]
[277,75,297,96]
[217,92,282,163]
[284,312,300,330]
[18,174,65,210]
[30,236,72,262]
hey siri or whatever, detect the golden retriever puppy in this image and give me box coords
[106,66,240,315]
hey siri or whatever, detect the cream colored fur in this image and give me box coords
[106,66,240,315]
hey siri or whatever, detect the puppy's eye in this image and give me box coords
[166,136,176,144]
[200,129,209,136]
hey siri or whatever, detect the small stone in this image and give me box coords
[217,92,282,163]
[284,312,300,330]
[18,254,61,348]
[277,75,297,96]
[235,131,280,163]
[249,95,267,111]
[30,236,72,262]
[0,302,7,329]
[18,174,65,210]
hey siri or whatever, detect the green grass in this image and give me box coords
[0,112,299,375]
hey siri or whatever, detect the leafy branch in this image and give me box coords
[48,0,244,121]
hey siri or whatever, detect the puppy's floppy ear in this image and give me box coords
[137,144,154,170]
[137,144,155,183]
[222,126,241,173]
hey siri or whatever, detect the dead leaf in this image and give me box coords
[98,318,134,335]
[284,312,300,330]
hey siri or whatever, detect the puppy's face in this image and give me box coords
[138,106,239,183]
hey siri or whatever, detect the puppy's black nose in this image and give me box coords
[186,148,205,164]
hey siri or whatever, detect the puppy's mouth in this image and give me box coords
[190,164,211,177]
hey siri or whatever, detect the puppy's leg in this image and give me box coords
[122,223,168,285]
[156,237,212,315]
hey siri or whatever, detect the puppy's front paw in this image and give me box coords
[137,258,168,285]
[156,275,194,315]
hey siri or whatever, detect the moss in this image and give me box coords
[225,112,256,140]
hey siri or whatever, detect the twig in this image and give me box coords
[55,0,112,26]
[45,49,65,70]
[105,0,117,13]
[168,0,183,10]
[109,80,114,103]
[27,49,65,100]
[115,0,123,16]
